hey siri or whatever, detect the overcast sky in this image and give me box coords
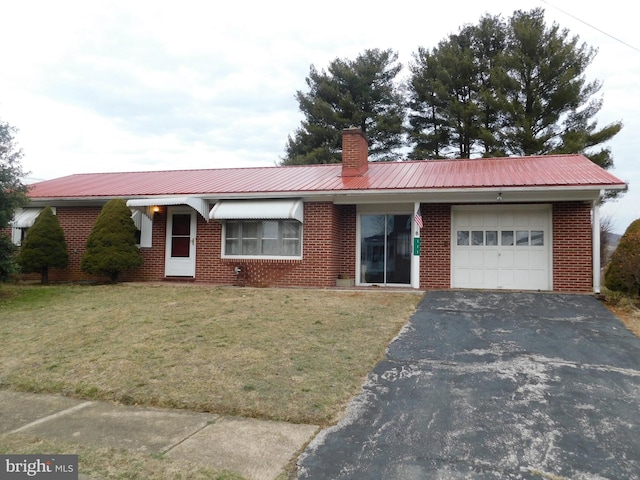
[0,0,637,233]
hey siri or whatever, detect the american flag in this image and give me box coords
[414,208,423,229]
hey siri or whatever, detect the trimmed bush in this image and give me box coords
[0,235,17,282]
[17,206,69,284]
[81,199,143,282]
[604,219,640,295]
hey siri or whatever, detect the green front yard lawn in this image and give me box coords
[0,283,422,426]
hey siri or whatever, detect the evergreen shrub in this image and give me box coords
[81,199,143,282]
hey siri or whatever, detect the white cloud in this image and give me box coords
[0,0,638,232]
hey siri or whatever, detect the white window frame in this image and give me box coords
[221,219,303,259]
[11,226,28,246]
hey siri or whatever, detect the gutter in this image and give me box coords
[593,190,604,294]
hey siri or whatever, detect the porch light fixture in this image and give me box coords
[152,205,161,213]
[496,192,503,202]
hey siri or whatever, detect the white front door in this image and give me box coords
[165,207,197,277]
[451,205,551,290]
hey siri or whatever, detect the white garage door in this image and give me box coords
[451,205,551,290]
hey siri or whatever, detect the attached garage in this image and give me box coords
[451,205,552,290]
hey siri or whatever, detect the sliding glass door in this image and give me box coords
[360,214,411,285]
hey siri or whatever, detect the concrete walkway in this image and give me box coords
[0,390,318,480]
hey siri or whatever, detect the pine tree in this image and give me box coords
[409,26,484,159]
[407,8,622,165]
[282,49,405,165]
[501,9,621,163]
[17,207,69,284]
[81,199,143,283]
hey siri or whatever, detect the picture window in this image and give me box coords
[225,220,302,257]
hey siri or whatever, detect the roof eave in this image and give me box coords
[24,183,626,207]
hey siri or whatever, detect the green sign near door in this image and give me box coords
[413,237,421,255]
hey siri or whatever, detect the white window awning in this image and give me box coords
[210,199,304,223]
[126,197,210,221]
[130,209,144,230]
[131,210,153,248]
[10,208,43,228]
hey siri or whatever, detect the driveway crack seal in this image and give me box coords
[10,401,93,434]
[161,417,218,455]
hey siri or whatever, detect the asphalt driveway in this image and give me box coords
[296,291,640,479]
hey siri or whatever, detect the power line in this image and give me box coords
[541,0,640,54]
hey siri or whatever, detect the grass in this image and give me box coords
[0,434,243,480]
[0,283,421,479]
[0,283,422,425]
[601,288,640,338]
[610,306,640,338]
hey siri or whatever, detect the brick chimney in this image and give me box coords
[341,127,368,176]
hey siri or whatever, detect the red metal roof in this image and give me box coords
[28,154,626,199]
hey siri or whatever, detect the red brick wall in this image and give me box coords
[121,210,167,281]
[417,202,594,292]
[48,206,102,282]
[553,201,593,292]
[8,200,595,292]
[10,206,168,283]
[338,205,357,278]
[23,202,352,287]
[152,202,348,288]
[200,202,349,287]
[420,203,451,289]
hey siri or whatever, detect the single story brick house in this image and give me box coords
[8,128,626,292]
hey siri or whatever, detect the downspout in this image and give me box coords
[411,202,421,289]
[592,190,603,294]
